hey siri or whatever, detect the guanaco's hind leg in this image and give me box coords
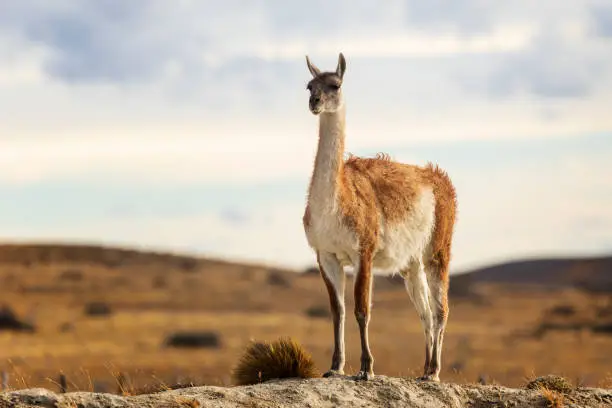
[354,250,375,380]
[401,258,435,380]
[424,265,450,381]
[317,252,346,377]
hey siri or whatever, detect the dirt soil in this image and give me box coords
[3,376,612,408]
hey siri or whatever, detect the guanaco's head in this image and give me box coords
[305,53,346,115]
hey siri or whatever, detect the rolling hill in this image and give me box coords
[450,256,612,294]
[0,242,610,390]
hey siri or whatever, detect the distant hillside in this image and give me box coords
[1,242,611,388]
[451,256,612,294]
[1,243,610,293]
[0,243,237,270]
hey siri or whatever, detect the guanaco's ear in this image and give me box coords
[305,55,321,78]
[336,53,346,79]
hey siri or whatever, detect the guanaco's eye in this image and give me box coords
[329,84,340,91]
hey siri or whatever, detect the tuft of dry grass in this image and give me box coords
[539,387,565,408]
[104,365,135,396]
[232,337,319,385]
[525,375,573,394]
[599,373,612,389]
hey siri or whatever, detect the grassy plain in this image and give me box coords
[0,245,610,393]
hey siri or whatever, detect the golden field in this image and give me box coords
[0,244,610,393]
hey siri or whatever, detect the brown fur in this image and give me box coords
[317,254,341,321]
[337,158,456,325]
[354,248,374,374]
[337,157,456,265]
[417,163,457,278]
[304,53,457,380]
[353,249,373,320]
[307,72,342,89]
[417,163,457,322]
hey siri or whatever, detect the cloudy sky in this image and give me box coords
[1,0,611,273]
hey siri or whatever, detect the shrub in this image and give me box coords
[59,269,83,282]
[448,274,473,298]
[84,302,112,317]
[232,337,319,385]
[164,331,221,348]
[592,323,612,334]
[58,322,74,333]
[532,321,586,339]
[2,273,16,284]
[596,302,612,318]
[305,305,330,319]
[302,266,319,276]
[152,275,167,289]
[267,271,291,287]
[103,258,122,268]
[0,305,35,332]
[547,304,575,317]
[525,375,573,394]
[179,258,198,272]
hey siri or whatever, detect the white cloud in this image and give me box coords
[0,120,318,184]
[2,201,313,270]
[0,1,611,269]
[255,24,535,60]
[1,87,611,185]
[0,36,47,86]
[2,136,610,272]
[2,95,612,185]
[4,150,611,272]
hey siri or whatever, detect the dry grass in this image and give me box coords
[173,396,201,407]
[525,375,574,394]
[54,400,79,408]
[539,387,565,408]
[525,375,573,408]
[600,373,612,389]
[232,337,319,385]
[0,244,611,393]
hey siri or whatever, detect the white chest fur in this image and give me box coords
[304,187,436,274]
[373,187,436,272]
[304,204,359,266]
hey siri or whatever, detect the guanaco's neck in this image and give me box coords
[308,106,346,211]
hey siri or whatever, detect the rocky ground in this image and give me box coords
[2,376,611,408]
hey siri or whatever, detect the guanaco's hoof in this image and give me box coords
[354,371,374,381]
[417,374,440,382]
[322,369,344,378]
